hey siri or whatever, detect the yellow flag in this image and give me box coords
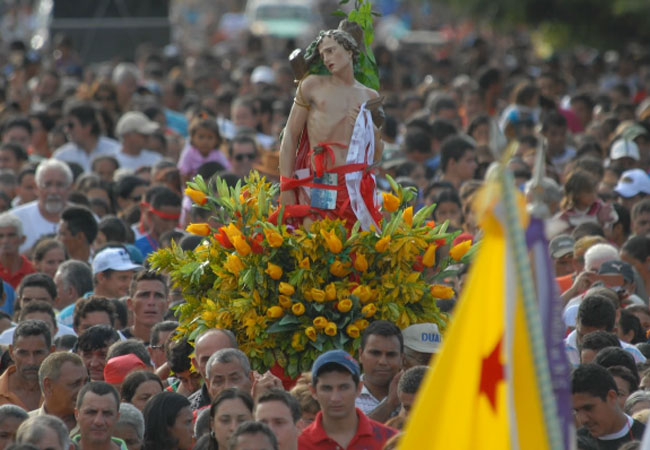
[399,209,551,450]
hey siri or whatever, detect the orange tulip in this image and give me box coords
[362,304,377,318]
[291,303,305,316]
[266,306,283,319]
[402,206,413,226]
[278,295,292,309]
[265,262,283,280]
[431,284,455,299]
[375,236,391,252]
[346,324,360,338]
[263,228,284,247]
[313,316,328,329]
[324,322,338,336]
[311,288,326,303]
[186,223,210,236]
[185,187,207,205]
[325,283,337,301]
[422,244,437,267]
[225,253,244,275]
[305,326,318,341]
[299,257,311,269]
[232,236,251,257]
[320,229,343,253]
[337,298,353,313]
[382,192,399,212]
[354,253,368,272]
[450,239,472,261]
[279,282,295,296]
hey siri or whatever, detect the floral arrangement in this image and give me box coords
[149,172,474,378]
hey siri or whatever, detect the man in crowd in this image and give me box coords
[397,366,428,419]
[92,246,142,299]
[34,352,88,433]
[72,296,116,335]
[299,350,397,449]
[0,212,34,288]
[189,328,238,410]
[439,135,478,190]
[147,320,178,370]
[11,159,73,253]
[572,363,645,448]
[77,325,120,382]
[16,415,73,450]
[356,320,403,422]
[123,271,168,343]
[230,422,278,450]
[205,348,254,402]
[0,320,54,411]
[133,187,181,258]
[57,206,97,263]
[402,323,441,369]
[54,260,93,325]
[52,102,119,172]
[255,389,300,450]
[73,381,125,450]
[228,134,261,179]
[114,111,161,171]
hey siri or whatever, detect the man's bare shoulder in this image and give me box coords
[300,74,327,91]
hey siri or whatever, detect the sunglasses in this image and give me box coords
[234,153,257,162]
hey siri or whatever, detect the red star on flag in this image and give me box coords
[479,337,504,412]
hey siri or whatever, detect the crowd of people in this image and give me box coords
[0,1,649,449]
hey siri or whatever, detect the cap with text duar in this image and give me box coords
[311,349,360,379]
[115,111,159,137]
[614,168,650,198]
[403,323,442,354]
[92,247,143,275]
[610,139,640,161]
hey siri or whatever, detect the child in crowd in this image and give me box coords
[556,170,617,233]
[177,116,231,185]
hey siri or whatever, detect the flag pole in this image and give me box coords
[497,153,564,449]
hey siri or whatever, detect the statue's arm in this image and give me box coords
[279,76,314,204]
[367,90,384,162]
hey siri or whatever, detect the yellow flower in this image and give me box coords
[362,304,377,318]
[265,262,283,280]
[279,282,295,296]
[346,324,360,338]
[267,306,284,319]
[299,257,311,269]
[264,228,284,247]
[224,223,243,242]
[324,322,338,336]
[353,319,369,330]
[311,288,326,303]
[354,253,368,272]
[291,302,305,316]
[337,298,352,313]
[225,253,244,275]
[375,236,391,252]
[232,235,251,256]
[313,316,328,329]
[325,283,337,301]
[320,229,343,253]
[305,326,318,341]
[252,290,261,305]
[186,223,210,236]
[185,187,207,205]
[352,285,372,303]
[291,332,305,351]
[450,239,472,261]
[382,192,400,212]
[278,295,292,309]
[329,260,350,277]
[431,284,455,299]
[397,311,410,328]
[402,206,413,226]
[422,244,436,267]
[201,310,216,322]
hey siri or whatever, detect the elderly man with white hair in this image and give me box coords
[114,403,144,450]
[15,415,73,450]
[10,159,73,253]
[0,213,35,289]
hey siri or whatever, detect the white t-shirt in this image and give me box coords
[10,201,59,253]
[115,149,162,171]
[52,136,120,172]
[0,322,76,345]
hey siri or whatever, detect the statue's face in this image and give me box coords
[319,36,351,74]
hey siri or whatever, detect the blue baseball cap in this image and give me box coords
[311,349,360,379]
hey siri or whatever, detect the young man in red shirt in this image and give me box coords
[299,350,397,450]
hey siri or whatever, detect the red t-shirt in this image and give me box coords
[0,255,35,289]
[298,408,397,450]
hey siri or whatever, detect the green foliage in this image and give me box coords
[438,0,650,48]
[303,0,380,90]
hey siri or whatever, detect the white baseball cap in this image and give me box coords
[115,111,159,137]
[402,323,442,354]
[614,168,650,198]
[92,247,143,275]
[610,139,640,161]
[250,66,275,85]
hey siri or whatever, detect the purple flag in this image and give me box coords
[526,217,573,450]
